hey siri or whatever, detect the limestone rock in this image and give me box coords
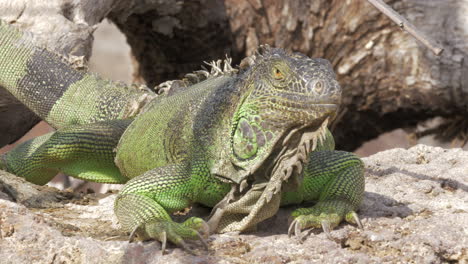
[0,145,467,263]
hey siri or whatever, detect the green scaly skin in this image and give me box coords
[0,20,365,251]
[0,21,154,129]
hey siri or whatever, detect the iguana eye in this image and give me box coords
[273,67,284,80]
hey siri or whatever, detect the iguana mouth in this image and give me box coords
[207,117,330,233]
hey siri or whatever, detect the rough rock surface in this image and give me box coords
[0,145,467,263]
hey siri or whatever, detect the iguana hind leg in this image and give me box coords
[1,119,132,185]
[281,150,365,236]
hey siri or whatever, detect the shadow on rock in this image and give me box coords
[360,191,413,219]
[368,166,467,193]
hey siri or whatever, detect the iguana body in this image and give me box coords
[0,21,364,250]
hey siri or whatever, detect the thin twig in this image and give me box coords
[366,0,444,56]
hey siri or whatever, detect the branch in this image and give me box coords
[366,0,444,56]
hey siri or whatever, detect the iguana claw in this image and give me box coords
[127,217,209,255]
[173,231,209,256]
[128,226,139,242]
[288,218,335,240]
[170,231,209,256]
[321,220,333,239]
[288,200,363,239]
[287,219,300,237]
[347,211,363,229]
[178,240,196,255]
[160,231,167,253]
[196,231,209,250]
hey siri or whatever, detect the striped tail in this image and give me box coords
[0,20,156,129]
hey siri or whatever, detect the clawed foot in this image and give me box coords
[129,217,210,255]
[288,200,363,240]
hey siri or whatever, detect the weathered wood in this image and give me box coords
[222,0,468,150]
[0,0,116,146]
[110,0,233,88]
[1,0,467,151]
[366,0,443,56]
[0,0,163,146]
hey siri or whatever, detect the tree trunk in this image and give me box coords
[1,0,467,151]
[221,0,467,150]
[0,0,231,146]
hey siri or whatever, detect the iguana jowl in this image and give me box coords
[0,21,364,251]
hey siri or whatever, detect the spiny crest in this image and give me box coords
[153,45,322,97]
[154,45,297,95]
[239,44,291,71]
[238,45,325,83]
[153,56,238,95]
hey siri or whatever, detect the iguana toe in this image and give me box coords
[160,231,167,253]
[196,231,209,250]
[288,200,362,239]
[128,226,139,242]
[178,239,196,255]
[182,217,210,239]
[129,217,210,255]
[345,211,364,229]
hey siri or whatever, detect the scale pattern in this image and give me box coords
[0,21,365,250]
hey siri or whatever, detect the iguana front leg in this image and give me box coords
[281,150,365,237]
[114,164,224,253]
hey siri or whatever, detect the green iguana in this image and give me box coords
[0,20,364,252]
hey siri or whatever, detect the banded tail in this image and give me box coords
[0,20,155,129]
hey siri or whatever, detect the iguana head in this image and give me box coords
[230,47,341,177]
[209,47,343,232]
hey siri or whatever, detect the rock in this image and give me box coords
[1,145,467,263]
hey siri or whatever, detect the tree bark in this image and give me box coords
[1,0,467,151]
[221,0,468,150]
[0,0,231,147]
[106,0,468,150]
